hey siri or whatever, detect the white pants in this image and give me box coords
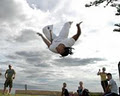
[42,22,72,41]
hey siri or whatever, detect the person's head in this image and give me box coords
[61,47,73,57]
[102,67,106,72]
[79,81,83,86]
[63,82,67,87]
[8,65,12,69]
[56,44,73,57]
[107,73,112,80]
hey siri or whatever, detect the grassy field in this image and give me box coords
[0,93,103,96]
[0,90,103,96]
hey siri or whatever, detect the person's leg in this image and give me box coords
[43,25,57,42]
[8,87,12,94]
[58,22,72,39]
[3,86,7,94]
[8,80,13,94]
[103,81,107,93]
[3,80,8,94]
[72,22,82,41]
[101,81,105,92]
[105,80,108,91]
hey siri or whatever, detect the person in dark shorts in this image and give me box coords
[97,67,108,92]
[61,82,69,96]
[3,65,16,94]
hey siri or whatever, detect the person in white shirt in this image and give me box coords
[37,21,82,57]
[105,73,118,96]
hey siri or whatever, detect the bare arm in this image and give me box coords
[97,69,101,75]
[72,22,82,41]
[13,70,16,79]
[5,70,7,79]
[37,33,51,47]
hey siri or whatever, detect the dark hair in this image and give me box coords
[61,47,73,57]
[9,65,12,67]
[107,73,112,76]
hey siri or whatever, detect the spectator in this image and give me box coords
[97,67,108,92]
[104,73,118,96]
[61,82,69,96]
[77,81,84,96]
[3,65,16,94]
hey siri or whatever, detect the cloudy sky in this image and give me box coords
[0,0,120,93]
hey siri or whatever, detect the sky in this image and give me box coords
[0,0,120,93]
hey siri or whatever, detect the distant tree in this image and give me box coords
[85,0,120,32]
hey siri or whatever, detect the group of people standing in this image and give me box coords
[97,67,118,96]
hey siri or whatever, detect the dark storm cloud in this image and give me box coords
[26,0,60,12]
[53,57,106,67]
[15,29,37,42]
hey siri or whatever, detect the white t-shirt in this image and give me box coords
[49,38,75,53]
[47,22,75,53]
[109,79,118,94]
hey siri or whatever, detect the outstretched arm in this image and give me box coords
[97,69,101,75]
[72,22,82,41]
[37,33,51,48]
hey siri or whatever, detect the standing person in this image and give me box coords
[105,73,118,96]
[3,65,16,94]
[77,81,84,96]
[37,21,82,57]
[61,82,69,96]
[97,67,108,92]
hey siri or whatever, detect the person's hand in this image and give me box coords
[76,21,83,27]
[36,33,42,36]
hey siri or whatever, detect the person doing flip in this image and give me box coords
[37,21,82,57]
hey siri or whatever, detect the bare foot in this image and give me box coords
[76,21,83,26]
